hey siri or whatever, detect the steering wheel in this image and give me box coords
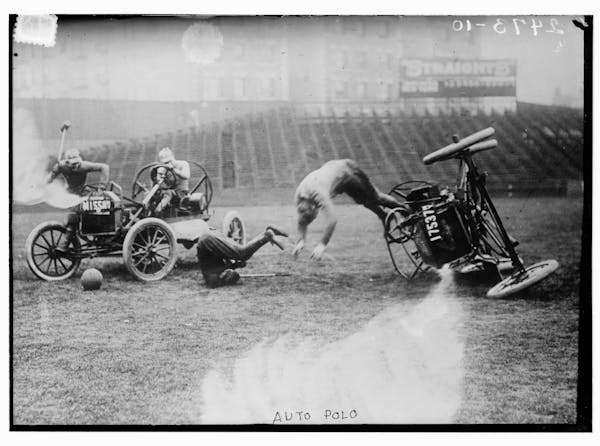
[150,164,178,189]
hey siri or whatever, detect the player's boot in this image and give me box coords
[218,269,240,285]
[266,225,289,237]
[265,226,288,250]
[264,229,285,250]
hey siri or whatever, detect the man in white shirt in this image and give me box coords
[293,159,403,261]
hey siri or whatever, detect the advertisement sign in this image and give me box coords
[399,59,517,98]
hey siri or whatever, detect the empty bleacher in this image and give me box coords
[82,102,584,197]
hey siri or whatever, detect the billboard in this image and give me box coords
[399,59,517,98]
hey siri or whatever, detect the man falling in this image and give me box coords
[292,159,403,261]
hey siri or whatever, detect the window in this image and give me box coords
[357,51,368,68]
[218,78,227,98]
[357,82,369,99]
[386,53,395,70]
[334,81,348,99]
[267,78,277,98]
[234,78,246,99]
[387,84,395,101]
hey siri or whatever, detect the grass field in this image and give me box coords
[11,196,583,425]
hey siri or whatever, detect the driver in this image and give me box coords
[152,147,191,215]
[46,148,110,252]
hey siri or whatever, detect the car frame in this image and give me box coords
[26,160,246,282]
[383,127,559,298]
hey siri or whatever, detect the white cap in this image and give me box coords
[158,147,175,163]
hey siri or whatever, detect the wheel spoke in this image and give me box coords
[137,231,149,246]
[148,255,161,270]
[34,242,49,251]
[150,228,160,246]
[37,255,51,268]
[40,234,52,248]
[56,231,64,247]
[56,256,69,272]
[52,258,59,275]
[41,258,53,274]
[49,230,55,246]
[154,252,170,262]
[154,234,167,246]
[133,241,146,248]
[132,249,147,258]
[134,254,149,267]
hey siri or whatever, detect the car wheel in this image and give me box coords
[123,217,177,281]
[25,221,81,281]
[222,210,246,245]
[486,260,559,298]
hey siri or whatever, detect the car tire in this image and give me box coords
[123,218,177,281]
[222,210,246,245]
[25,221,81,281]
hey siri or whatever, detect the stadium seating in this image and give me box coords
[84,102,584,196]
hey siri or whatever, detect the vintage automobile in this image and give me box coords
[384,127,559,298]
[26,160,246,282]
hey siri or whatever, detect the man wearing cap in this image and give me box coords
[47,148,110,195]
[152,147,191,215]
[47,148,110,251]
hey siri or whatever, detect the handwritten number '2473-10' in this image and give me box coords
[452,18,564,36]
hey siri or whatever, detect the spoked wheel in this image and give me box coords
[384,207,412,243]
[486,260,559,298]
[123,218,177,281]
[383,209,429,279]
[222,210,246,245]
[25,221,81,281]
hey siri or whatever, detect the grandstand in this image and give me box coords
[81,102,584,197]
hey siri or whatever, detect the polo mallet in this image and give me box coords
[57,120,71,161]
[239,273,292,278]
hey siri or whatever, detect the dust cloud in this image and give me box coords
[201,267,464,424]
[12,108,82,209]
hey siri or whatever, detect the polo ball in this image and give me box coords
[81,268,103,291]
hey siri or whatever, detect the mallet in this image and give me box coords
[57,120,71,161]
[239,273,292,278]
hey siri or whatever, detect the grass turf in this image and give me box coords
[11,197,583,425]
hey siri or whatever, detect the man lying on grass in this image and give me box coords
[191,224,288,287]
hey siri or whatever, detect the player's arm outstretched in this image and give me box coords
[310,198,337,261]
[292,220,308,257]
[46,162,62,184]
[81,161,110,183]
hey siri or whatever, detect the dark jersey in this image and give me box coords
[50,161,109,195]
